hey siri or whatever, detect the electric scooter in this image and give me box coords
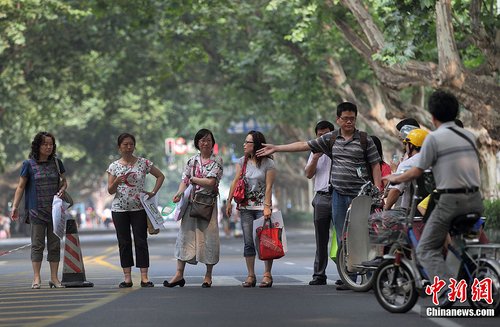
[336,167,384,291]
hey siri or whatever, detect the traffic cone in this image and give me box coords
[61,219,94,287]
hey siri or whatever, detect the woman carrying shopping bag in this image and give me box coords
[226,130,276,288]
[10,132,69,289]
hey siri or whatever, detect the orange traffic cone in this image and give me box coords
[61,219,94,287]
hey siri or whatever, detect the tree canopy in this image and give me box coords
[1,0,498,208]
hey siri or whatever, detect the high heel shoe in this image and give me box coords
[259,274,273,288]
[31,282,41,289]
[242,275,256,288]
[49,281,65,288]
[163,278,185,288]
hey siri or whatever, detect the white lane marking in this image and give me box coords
[284,262,296,265]
[285,275,311,284]
[212,276,242,285]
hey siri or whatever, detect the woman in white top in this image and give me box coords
[107,133,164,288]
[226,130,276,287]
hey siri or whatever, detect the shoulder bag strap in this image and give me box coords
[54,157,62,177]
[239,157,248,179]
[190,155,218,198]
[447,127,480,160]
[324,130,338,160]
[190,156,198,200]
[53,157,65,189]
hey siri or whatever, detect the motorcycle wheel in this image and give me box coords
[337,243,373,292]
[466,261,500,316]
[373,259,418,313]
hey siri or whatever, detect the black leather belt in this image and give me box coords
[436,187,479,194]
[316,191,332,196]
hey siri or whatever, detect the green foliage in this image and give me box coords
[0,0,498,203]
[370,0,437,64]
[366,0,498,69]
[462,46,486,69]
[483,199,500,230]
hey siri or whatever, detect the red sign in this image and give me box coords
[165,137,218,155]
[165,138,175,155]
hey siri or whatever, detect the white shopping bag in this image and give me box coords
[162,185,192,225]
[140,193,164,230]
[252,210,287,254]
[52,195,71,240]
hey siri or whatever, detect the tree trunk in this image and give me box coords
[333,0,500,198]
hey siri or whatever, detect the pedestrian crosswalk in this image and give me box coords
[0,287,127,327]
[0,274,340,289]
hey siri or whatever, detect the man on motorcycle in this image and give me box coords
[384,90,483,305]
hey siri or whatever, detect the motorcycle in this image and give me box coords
[372,172,500,314]
[336,167,384,292]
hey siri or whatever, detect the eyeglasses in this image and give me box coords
[199,138,213,144]
[338,116,356,122]
[244,141,254,144]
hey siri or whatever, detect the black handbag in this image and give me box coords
[54,157,74,208]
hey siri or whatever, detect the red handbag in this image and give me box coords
[233,158,248,204]
[257,219,285,260]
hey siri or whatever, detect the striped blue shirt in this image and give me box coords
[307,130,380,196]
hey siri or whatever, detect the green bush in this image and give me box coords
[483,199,500,230]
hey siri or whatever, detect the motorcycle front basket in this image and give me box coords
[368,209,408,245]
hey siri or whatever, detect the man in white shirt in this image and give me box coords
[305,120,335,285]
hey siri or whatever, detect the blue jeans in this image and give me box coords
[332,190,356,245]
[239,209,264,257]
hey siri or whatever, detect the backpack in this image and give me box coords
[324,130,373,182]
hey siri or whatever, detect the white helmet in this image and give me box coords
[399,124,418,140]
